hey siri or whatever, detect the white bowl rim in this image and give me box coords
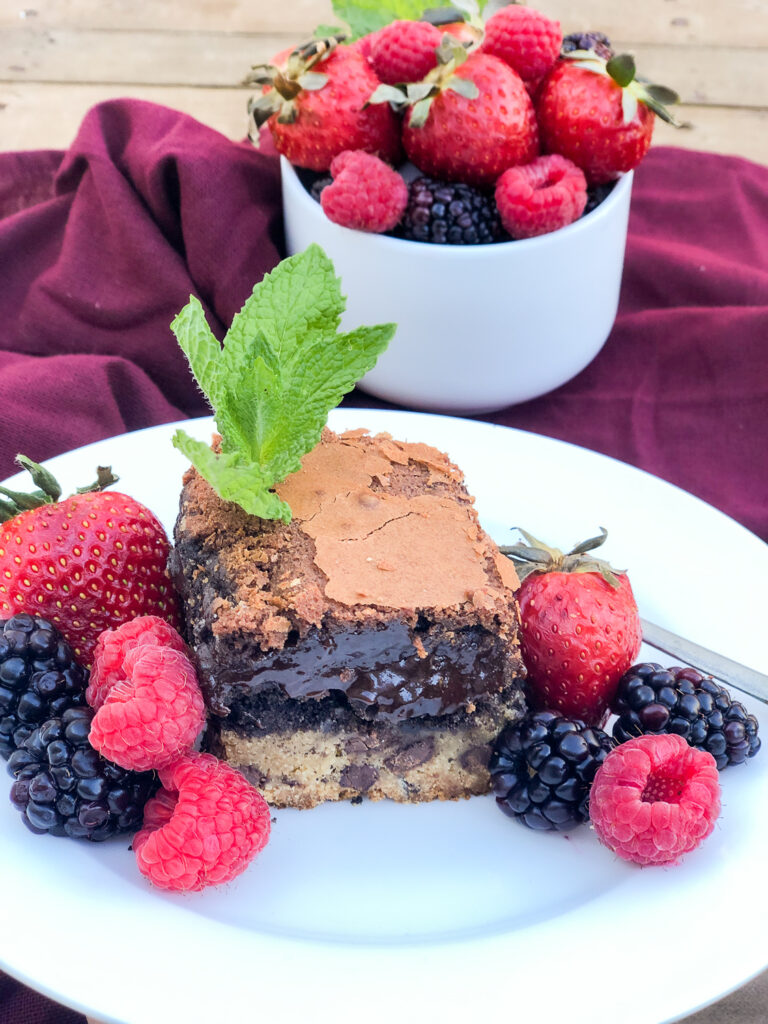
[281,154,634,258]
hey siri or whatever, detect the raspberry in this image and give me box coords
[0,614,88,758]
[490,710,612,831]
[321,150,408,232]
[87,615,187,710]
[399,176,506,245]
[611,663,761,770]
[480,4,562,83]
[495,154,587,239]
[369,19,442,85]
[133,753,271,891]
[88,630,205,772]
[589,734,721,866]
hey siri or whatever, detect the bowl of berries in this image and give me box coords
[248,4,682,414]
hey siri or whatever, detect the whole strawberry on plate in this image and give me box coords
[246,35,401,171]
[502,527,642,725]
[537,51,684,183]
[0,456,180,667]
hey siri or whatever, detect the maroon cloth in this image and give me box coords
[0,99,767,1022]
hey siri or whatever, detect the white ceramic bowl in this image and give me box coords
[281,156,633,414]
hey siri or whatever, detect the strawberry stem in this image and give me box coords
[0,456,119,523]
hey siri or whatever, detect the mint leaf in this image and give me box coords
[172,244,395,522]
[330,0,487,38]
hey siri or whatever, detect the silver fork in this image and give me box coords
[640,618,768,705]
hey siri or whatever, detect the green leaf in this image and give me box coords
[606,53,636,88]
[297,72,328,91]
[0,499,21,522]
[330,0,448,39]
[446,76,479,99]
[409,95,435,126]
[314,23,345,37]
[368,83,409,106]
[621,88,639,125]
[14,455,61,501]
[0,484,49,510]
[644,83,680,106]
[172,431,291,522]
[171,244,395,522]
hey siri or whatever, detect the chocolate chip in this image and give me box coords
[344,733,383,754]
[343,737,369,754]
[238,765,267,787]
[385,738,435,773]
[340,763,379,792]
[460,743,490,772]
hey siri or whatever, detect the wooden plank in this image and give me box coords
[2,0,767,48]
[1,28,297,86]
[2,27,766,109]
[2,82,767,166]
[0,82,254,150]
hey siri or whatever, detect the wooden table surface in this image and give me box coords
[3,2,768,1022]
[1,0,767,162]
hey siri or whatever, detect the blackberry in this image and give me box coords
[309,174,333,203]
[398,177,507,245]
[584,181,615,216]
[296,167,333,204]
[611,663,761,770]
[7,707,156,840]
[562,31,614,61]
[0,614,88,759]
[490,710,613,831]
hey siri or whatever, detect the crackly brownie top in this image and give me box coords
[175,427,520,651]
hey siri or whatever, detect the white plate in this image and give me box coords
[1,409,767,1024]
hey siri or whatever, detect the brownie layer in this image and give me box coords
[206,683,526,809]
[172,427,526,806]
[171,427,523,724]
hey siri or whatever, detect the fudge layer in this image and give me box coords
[171,428,525,808]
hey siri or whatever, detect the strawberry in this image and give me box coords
[246,37,402,171]
[502,528,642,725]
[390,46,538,187]
[0,457,180,667]
[537,53,683,184]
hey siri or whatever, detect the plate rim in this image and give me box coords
[1,409,767,1024]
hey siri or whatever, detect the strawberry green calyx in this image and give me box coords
[171,245,395,524]
[0,457,119,522]
[246,35,345,134]
[369,34,478,125]
[499,527,624,588]
[562,50,687,128]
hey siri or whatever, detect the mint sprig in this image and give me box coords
[171,245,395,523]
[330,0,486,40]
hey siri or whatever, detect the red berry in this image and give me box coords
[589,734,721,866]
[519,569,641,723]
[87,614,187,710]
[537,61,654,184]
[321,150,408,232]
[88,640,205,772]
[495,154,587,238]
[480,4,562,83]
[402,52,539,187]
[267,47,402,171]
[133,753,271,892]
[0,491,180,668]
[369,19,442,85]
[508,529,642,725]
